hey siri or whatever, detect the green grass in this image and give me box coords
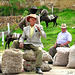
[0,8,75,52]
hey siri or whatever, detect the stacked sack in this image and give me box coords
[1,49,23,74]
[67,44,75,68]
[53,47,70,66]
[23,50,52,71]
[53,44,75,68]
[0,55,2,73]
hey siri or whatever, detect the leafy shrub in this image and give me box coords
[0,6,10,16]
[22,10,29,17]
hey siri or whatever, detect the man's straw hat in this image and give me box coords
[27,14,37,22]
[60,23,68,28]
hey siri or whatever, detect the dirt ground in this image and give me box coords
[0,64,75,75]
[1,64,75,75]
[17,64,75,75]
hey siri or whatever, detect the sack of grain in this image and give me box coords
[1,49,23,74]
[53,47,70,66]
[23,50,52,61]
[23,50,35,61]
[67,45,75,68]
[23,60,51,72]
[41,62,52,72]
[23,60,36,72]
[0,56,2,72]
[42,50,52,61]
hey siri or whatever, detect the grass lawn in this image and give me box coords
[0,8,75,52]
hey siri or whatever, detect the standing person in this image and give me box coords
[19,6,40,31]
[48,23,72,64]
[11,14,46,74]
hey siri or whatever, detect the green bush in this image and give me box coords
[22,10,29,17]
[0,6,26,16]
[0,6,10,16]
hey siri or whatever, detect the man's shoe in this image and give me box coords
[48,61,53,64]
[36,67,43,74]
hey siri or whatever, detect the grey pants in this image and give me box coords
[49,44,69,58]
[11,40,42,67]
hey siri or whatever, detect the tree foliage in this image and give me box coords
[9,0,26,15]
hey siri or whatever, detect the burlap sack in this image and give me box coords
[53,47,70,66]
[0,56,2,72]
[42,50,52,61]
[23,60,36,72]
[23,50,52,61]
[41,62,52,72]
[67,45,75,68]
[1,49,23,73]
[23,60,51,72]
[23,50,35,61]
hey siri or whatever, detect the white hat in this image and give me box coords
[27,14,37,22]
[60,23,68,28]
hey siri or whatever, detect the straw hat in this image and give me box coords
[60,23,68,28]
[27,14,37,22]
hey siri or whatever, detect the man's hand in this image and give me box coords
[20,42,23,49]
[59,44,64,47]
[36,25,41,32]
[54,44,57,48]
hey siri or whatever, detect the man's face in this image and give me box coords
[29,17,36,27]
[61,28,67,33]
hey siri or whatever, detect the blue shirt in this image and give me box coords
[57,31,72,44]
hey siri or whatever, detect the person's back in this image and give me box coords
[18,6,40,30]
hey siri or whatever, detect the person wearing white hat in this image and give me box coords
[11,14,46,74]
[48,23,72,64]
[19,6,40,31]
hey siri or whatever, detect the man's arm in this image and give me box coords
[36,25,46,38]
[18,17,26,30]
[19,28,26,48]
[59,41,70,47]
[54,41,57,48]
[19,28,26,43]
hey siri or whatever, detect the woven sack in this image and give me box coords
[67,45,75,68]
[23,60,51,72]
[23,50,52,61]
[23,60,35,72]
[0,56,2,72]
[53,47,70,66]
[41,62,52,72]
[1,49,23,73]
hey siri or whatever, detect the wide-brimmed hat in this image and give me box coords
[29,6,38,10]
[60,23,68,28]
[29,6,38,14]
[27,14,37,22]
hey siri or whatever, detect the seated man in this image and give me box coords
[11,14,46,74]
[49,23,72,64]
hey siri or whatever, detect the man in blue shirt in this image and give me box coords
[49,23,72,64]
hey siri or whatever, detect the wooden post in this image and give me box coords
[51,2,53,14]
[39,14,40,24]
[2,32,4,46]
[7,23,10,34]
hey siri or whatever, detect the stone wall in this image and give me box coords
[0,16,21,31]
[39,0,75,10]
[0,0,75,10]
